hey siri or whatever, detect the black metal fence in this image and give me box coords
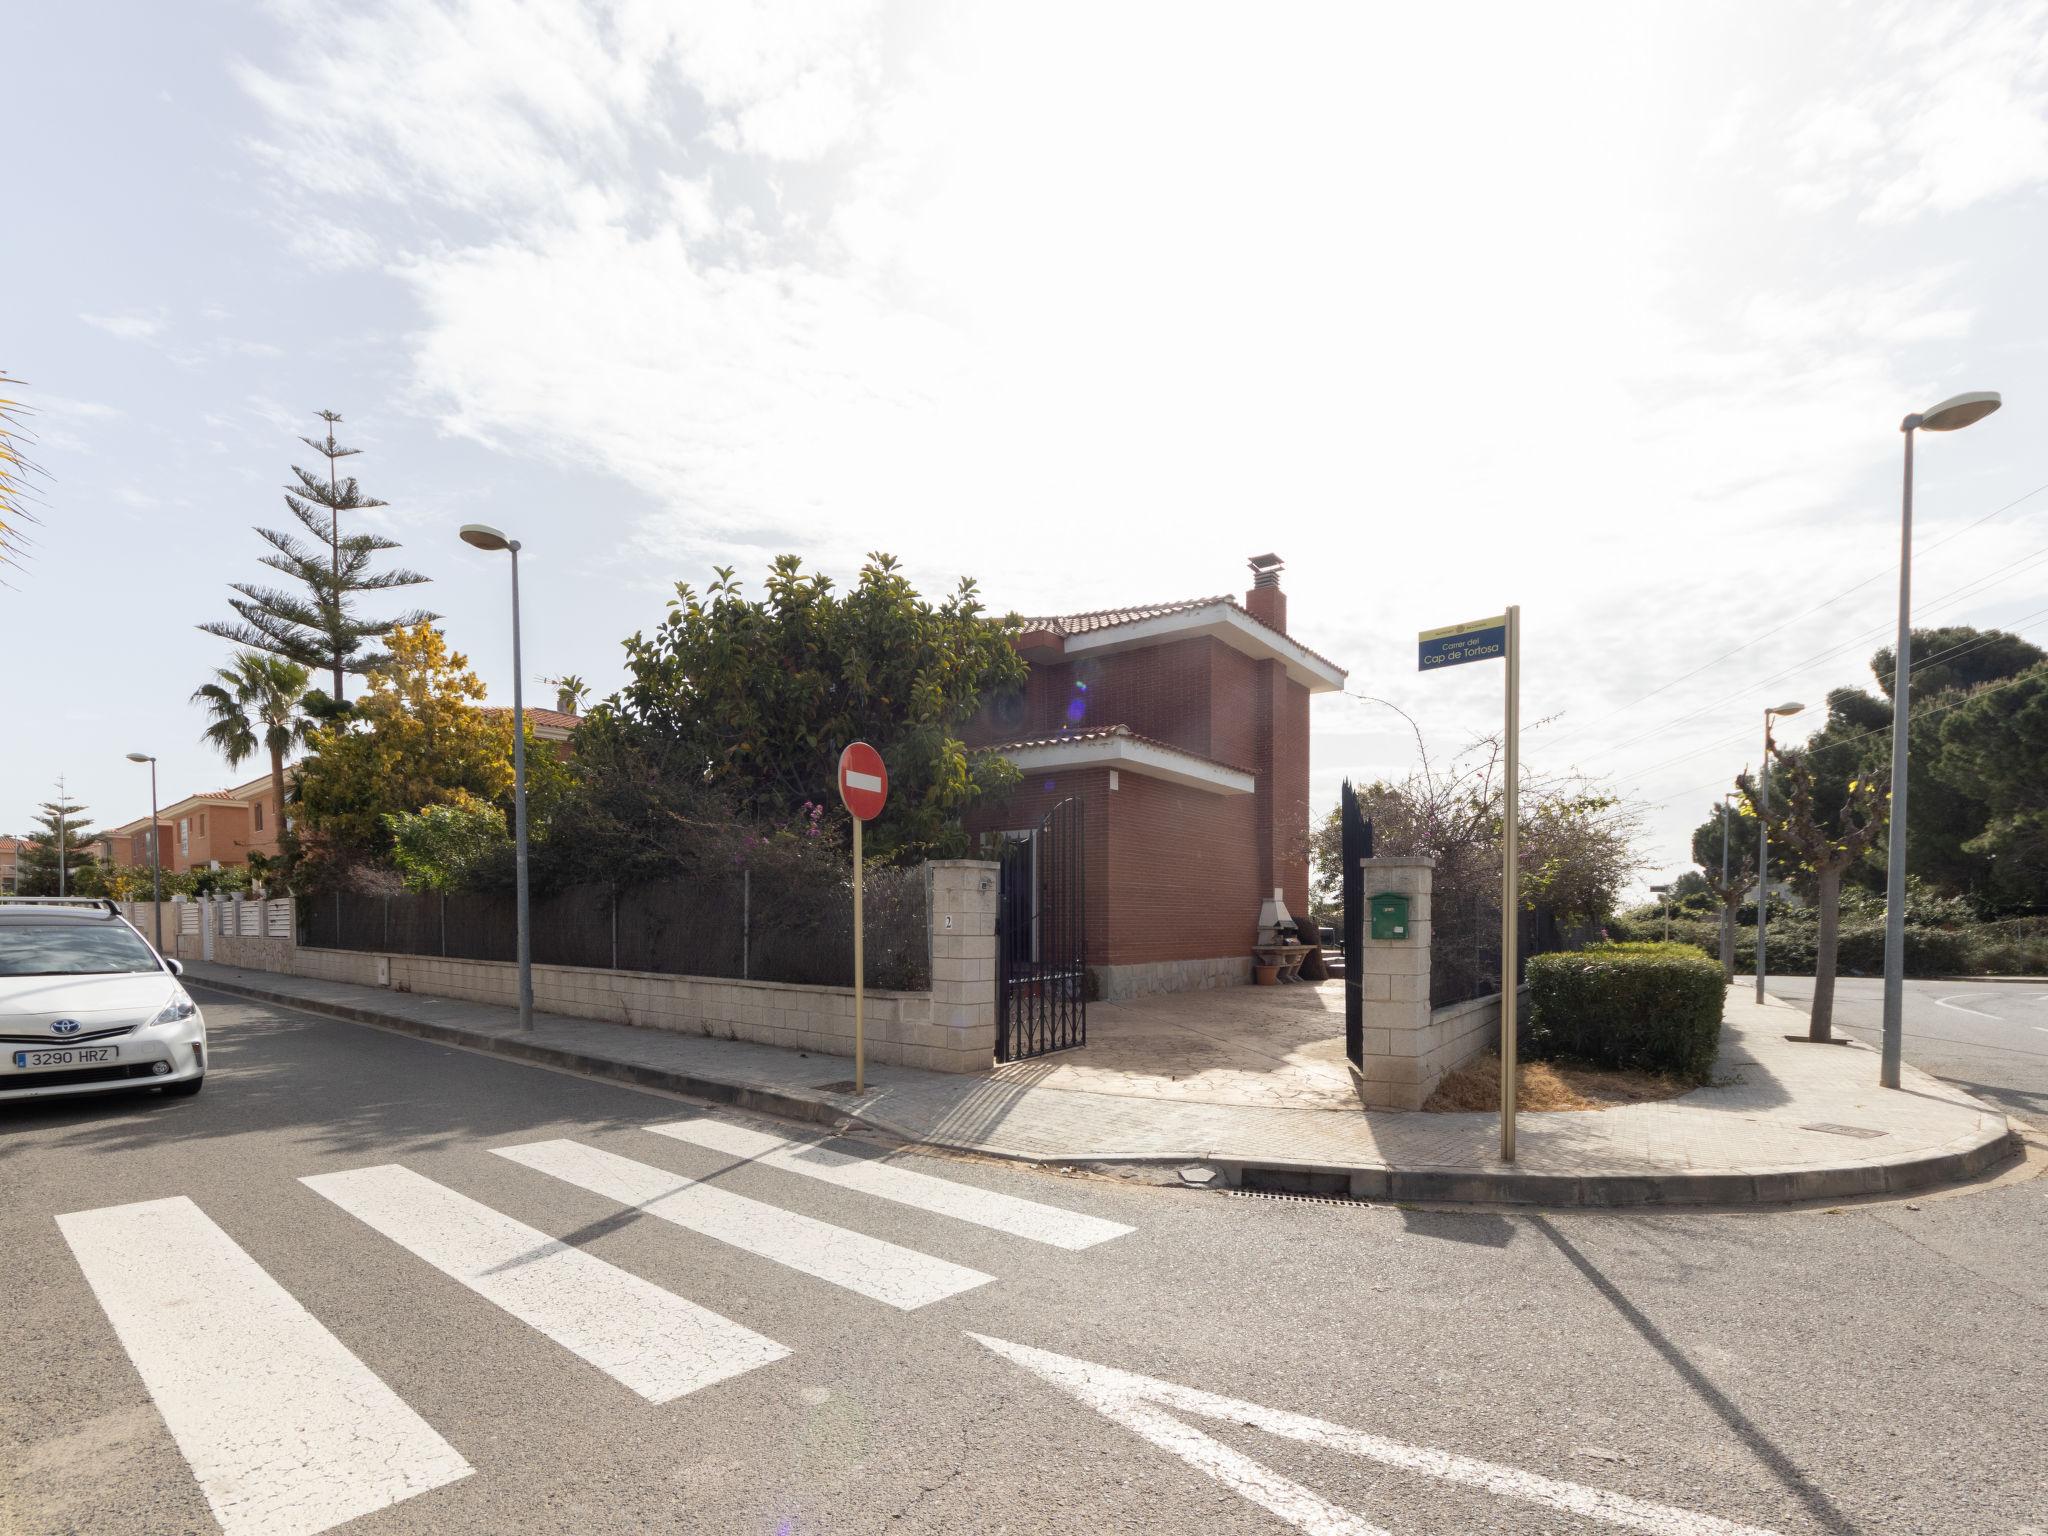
[1429,889,1581,1010]
[299,863,931,991]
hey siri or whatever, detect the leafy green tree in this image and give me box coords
[1936,662,2048,902]
[192,652,315,852]
[201,410,435,703]
[1690,799,1757,981]
[19,795,100,896]
[544,675,590,714]
[291,623,567,888]
[385,793,513,891]
[586,553,1026,863]
[1738,750,1887,1041]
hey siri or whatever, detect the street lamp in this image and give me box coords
[1755,701,1805,1003]
[1883,389,2001,1088]
[125,752,163,955]
[459,522,532,1032]
[1650,883,1673,942]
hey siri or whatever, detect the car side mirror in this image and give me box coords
[164,957,184,977]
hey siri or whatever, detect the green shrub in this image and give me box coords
[1527,942,1725,1082]
[1966,936,2048,975]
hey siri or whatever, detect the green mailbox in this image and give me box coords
[1369,891,1410,941]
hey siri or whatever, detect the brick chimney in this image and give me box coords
[1245,552,1286,633]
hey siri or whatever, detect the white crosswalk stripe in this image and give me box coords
[56,1195,472,1536]
[302,1164,789,1403]
[493,1137,995,1310]
[643,1117,1136,1250]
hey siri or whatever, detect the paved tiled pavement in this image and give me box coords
[185,963,2019,1206]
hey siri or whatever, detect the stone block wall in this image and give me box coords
[180,862,1001,1074]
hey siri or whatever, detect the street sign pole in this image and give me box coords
[1500,604,1520,1164]
[1417,607,1520,1162]
[837,742,889,1097]
[853,813,865,1094]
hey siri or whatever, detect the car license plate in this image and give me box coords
[12,1047,118,1070]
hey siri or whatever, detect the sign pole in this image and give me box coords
[1500,604,1520,1163]
[853,813,865,1095]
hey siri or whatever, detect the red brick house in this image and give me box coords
[966,555,1345,999]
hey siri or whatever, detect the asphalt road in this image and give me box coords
[3,987,2044,1536]
[1762,976,2048,1128]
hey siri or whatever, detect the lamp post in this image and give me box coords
[1754,701,1805,1003]
[125,753,163,955]
[1883,389,2001,1088]
[459,523,532,1032]
[1650,883,1672,942]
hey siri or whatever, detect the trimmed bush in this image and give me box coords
[1527,942,1725,1083]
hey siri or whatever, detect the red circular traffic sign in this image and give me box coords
[838,742,888,822]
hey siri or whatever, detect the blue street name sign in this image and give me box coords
[1418,615,1508,671]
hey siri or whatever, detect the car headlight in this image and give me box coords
[150,996,198,1027]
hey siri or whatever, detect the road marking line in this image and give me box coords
[971,1333,1788,1536]
[56,1195,472,1536]
[644,1117,1135,1250]
[494,1139,994,1310]
[301,1165,788,1403]
[1934,994,2003,1022]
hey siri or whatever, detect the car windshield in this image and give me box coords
[0,922,164,977]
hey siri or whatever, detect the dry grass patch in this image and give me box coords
[1422,1050,1690,1113]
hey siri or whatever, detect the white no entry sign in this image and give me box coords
[838,742,888,822]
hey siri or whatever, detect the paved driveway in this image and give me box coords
[991,978,1355,1110]
[1763,975,2048,1127]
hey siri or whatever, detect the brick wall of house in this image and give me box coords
[1103,772,1260,965]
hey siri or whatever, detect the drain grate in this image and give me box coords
[1801,1122,1885,1139]
[1222,1188,1377,1209]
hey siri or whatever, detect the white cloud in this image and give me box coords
[80,312,166,342]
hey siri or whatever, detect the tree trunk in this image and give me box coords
[1719,896,1736,984]
[269,744,288,866]
[1810,863,1841,1042]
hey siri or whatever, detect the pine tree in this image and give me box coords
[20,789,100,896]
[201,410,435,703]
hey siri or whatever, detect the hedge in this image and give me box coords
[1526,942,1724,1083]
[1609,916,1991,977]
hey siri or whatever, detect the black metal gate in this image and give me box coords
[1340,780,1372,1069]
[995,797,1087,1062]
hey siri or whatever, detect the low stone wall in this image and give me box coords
[1424,987,1530,1095]
[1094,955,1251,1002]
[175,860,1000,1074]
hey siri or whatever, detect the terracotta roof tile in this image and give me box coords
[1011,595,1344,677]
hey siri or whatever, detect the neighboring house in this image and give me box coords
[96,817,166,870]
[222,770,287,862]
[965,554,1345,999]
[0,836,20,893]
[480,705,581,745]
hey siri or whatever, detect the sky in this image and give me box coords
[5,0,2047,893]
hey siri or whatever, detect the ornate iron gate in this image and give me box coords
[1340,780,1372,1069]
[995,797,1087,1062]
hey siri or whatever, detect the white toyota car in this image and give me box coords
[0,898,206,1104]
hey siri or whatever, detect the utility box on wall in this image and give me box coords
[1369,891,1410,941]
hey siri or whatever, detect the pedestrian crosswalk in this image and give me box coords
[51,1117,1134,1536]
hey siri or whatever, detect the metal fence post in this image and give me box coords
[383,895,391,951]
[742,868,750,980]
[610,886,620,971]
[441,892,448,956]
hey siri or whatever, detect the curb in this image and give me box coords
[190,972,2026,1210]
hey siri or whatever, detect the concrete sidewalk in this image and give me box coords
[184,962,2021,1207]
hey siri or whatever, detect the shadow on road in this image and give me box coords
[1530,1215,1864,1536]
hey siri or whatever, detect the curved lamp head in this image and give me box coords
[125,752,153,763]
[1917,390,2001,433]
[1768,701,1806,717]
[460,523,514,552]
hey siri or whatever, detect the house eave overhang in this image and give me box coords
[1057,602,1347,692]
[998,735,1254,796]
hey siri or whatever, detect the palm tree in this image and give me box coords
[192,653,315,857]
[544,674,590,714]
[1,371,45,572]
